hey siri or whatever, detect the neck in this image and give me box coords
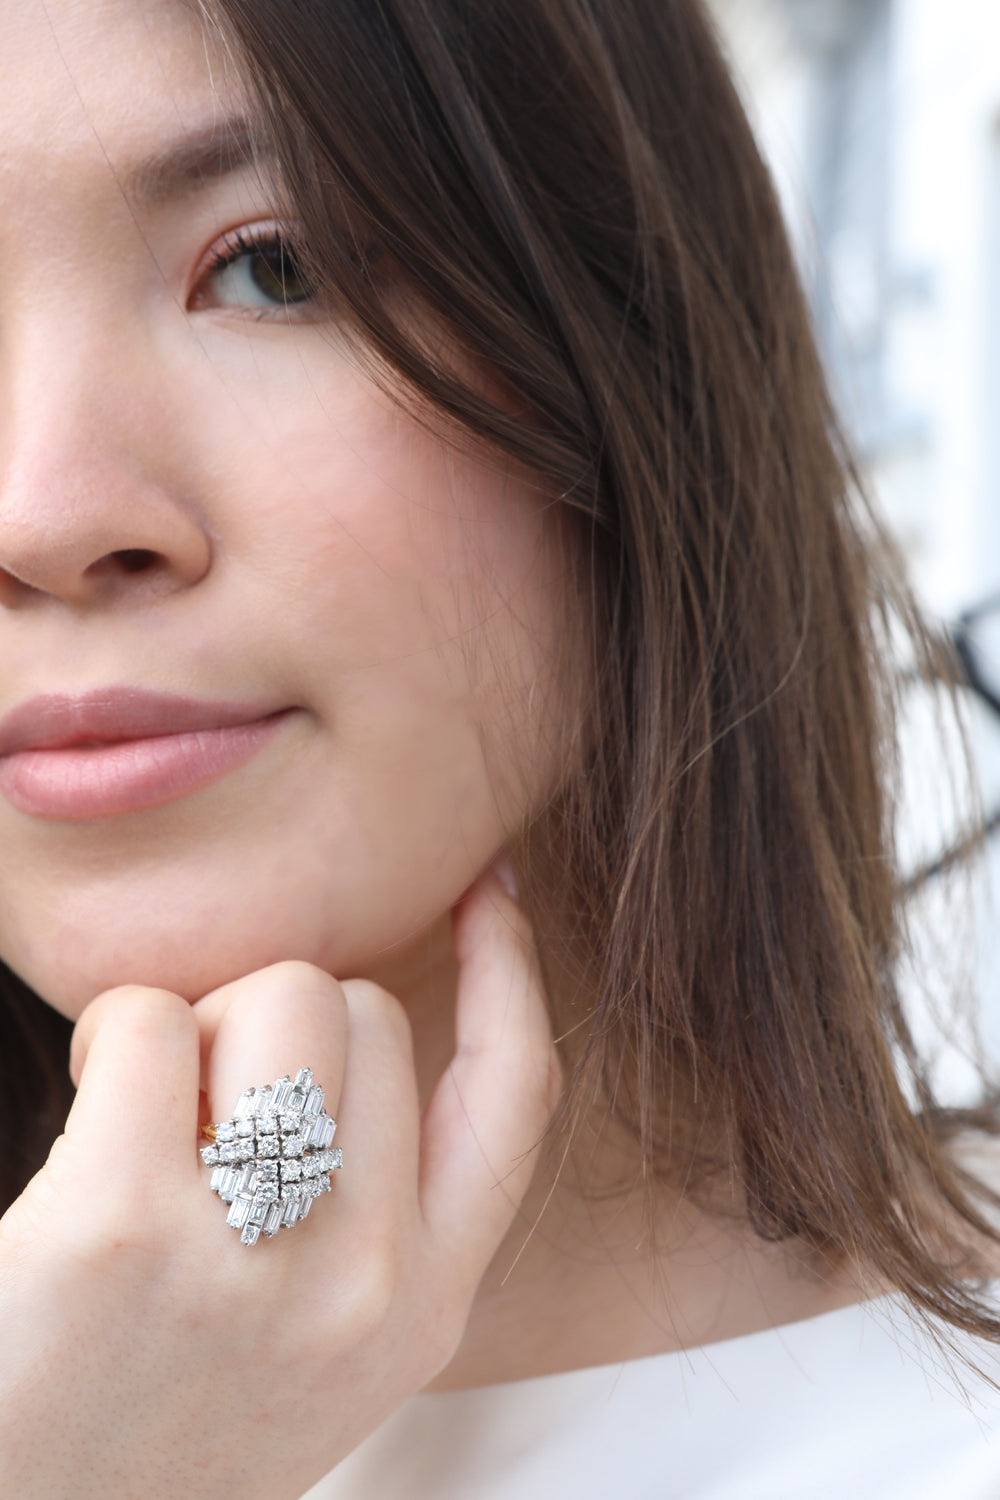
[428,1119,869,1391]
[366,916,870,1394]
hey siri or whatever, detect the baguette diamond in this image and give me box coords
[200,1069,340,1244]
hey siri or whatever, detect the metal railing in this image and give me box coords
[904,591,1000,893]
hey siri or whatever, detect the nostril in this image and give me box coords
[114,548,158,574]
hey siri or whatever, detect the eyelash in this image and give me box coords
[193,223,385,319]
[194,224,316,317]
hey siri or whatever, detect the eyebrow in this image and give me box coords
[124,116,273,210]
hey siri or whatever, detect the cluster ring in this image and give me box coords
[199,1067,342,1246]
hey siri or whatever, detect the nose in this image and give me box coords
[0,340,211,609]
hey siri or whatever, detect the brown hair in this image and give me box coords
[3,0,999,1344]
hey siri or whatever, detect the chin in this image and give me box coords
[0,880,313,1018]
[2,874,456,1023]
[9,923,324,1022]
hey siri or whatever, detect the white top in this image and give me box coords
[303,1293,1000,1499]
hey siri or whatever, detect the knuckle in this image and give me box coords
[263,960,341,996]
[342,979,413,1052]
[127,985,193,1027]
[71,986,193,1085]
[59,1201,167,1279]
[340,1243,398,1337]
[111,991,197,1061]
[247,961,348,1020]
[96,982,186,1017]
[420,1294,468,1374]
[78,984,190,1044]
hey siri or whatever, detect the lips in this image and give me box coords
[0,688,292,819]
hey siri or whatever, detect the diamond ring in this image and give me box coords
[199,1067,342,1246]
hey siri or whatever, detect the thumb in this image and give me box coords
[418,857,561,1266]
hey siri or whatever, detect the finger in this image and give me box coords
[193,961,349,1143]
[66,985,201,1187]
[326,978,421,1215]
[419,860,561,1265]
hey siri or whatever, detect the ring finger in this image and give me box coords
[192,960,349,1253]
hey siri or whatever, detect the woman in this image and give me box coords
[0,0,998,1494]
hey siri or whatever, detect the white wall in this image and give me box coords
[710,0,1000,1097]
[711,0,1000,613]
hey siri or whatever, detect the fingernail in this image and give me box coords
[491,854,519,900]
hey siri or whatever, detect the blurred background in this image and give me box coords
[709,0,1000,1099]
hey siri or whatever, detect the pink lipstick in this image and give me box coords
[0,689,291,819]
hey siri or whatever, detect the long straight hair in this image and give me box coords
[2,0,998,1344]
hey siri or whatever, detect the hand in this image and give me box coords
[0,861,559,1500]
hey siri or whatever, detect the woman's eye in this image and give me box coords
[197,229,316,313]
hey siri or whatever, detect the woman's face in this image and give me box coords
[0,0,575,1017]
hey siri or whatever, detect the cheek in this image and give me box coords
[0,360,582,1016]
[221,374,578,817]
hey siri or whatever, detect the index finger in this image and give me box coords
[66,984,201,1189]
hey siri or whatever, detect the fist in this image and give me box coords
[0,862,560,1500]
